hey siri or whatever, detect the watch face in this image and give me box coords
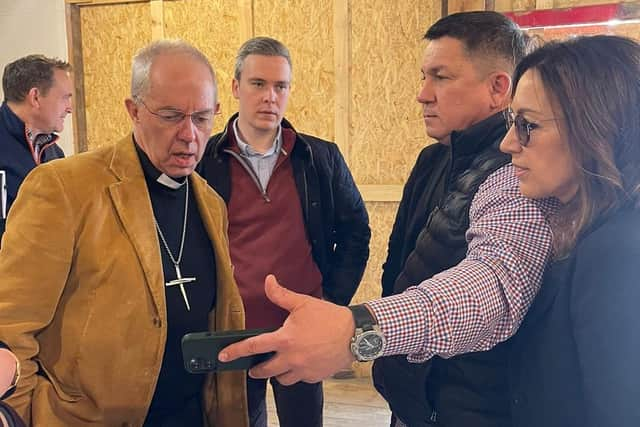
[356,330,385,360]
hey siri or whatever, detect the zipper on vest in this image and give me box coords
[224,149,271,202]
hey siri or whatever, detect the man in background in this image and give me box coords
[199,36,370,427]
[0,55,71,242]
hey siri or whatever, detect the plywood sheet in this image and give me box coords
[350,201,398,305]
[163,0,242,135]
[80,2,151,150]
[350,0,438,185]
[253,0,335,141]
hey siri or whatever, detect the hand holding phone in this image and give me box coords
[182,328,276,373]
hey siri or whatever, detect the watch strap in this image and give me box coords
[349,304,377,331]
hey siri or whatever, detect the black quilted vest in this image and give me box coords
[374,112,512,427]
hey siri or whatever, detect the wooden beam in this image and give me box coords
[65,3,89,153]
[447,0,486,13]
[334,0,351,164]
[150,0,164,40]
[494,0,514,12]
[535,0,554,9]
[359,185,403,202]
[238,0,254,41]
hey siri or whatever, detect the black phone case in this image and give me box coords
[182,328,276,373]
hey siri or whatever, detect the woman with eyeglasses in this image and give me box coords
[501,35,640,427]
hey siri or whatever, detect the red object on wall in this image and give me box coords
[504,3,640,28]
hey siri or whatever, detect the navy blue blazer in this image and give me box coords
[509,207,640,427]
[0,102,64,240]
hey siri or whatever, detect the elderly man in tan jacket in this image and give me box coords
[0,40,247,427]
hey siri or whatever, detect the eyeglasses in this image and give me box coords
[505,108,559,147]
[138,99,219,130]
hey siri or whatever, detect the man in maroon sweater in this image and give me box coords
[199,37,370,427]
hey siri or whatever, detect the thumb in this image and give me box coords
[264,274,306,313]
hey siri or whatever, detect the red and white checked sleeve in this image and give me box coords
[367,164,559,361]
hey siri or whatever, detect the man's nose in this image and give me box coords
[416,79,434,104]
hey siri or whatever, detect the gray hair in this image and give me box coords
[130,39,216,100]
[234,36,292,80]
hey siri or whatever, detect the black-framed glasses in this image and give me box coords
[138,99,219,130]
[505,108,558,147]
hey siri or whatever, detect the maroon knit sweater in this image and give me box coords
[227,128,323,329]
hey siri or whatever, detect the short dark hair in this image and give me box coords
[234,37,292,80]
[425,11,530,74]
[2,54,71,103]
[512,35,640,256]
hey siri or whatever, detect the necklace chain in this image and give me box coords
[154,178,189,266]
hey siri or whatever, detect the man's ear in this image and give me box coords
[124,98,140,122]
[26,87,40,108]
[232,79,240,99]
[488,71,512,110]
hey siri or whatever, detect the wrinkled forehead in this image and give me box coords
[147,54,217,107]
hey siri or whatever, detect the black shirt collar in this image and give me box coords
[134,138,187,189]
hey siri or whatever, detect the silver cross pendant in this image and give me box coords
[165,264,197,311]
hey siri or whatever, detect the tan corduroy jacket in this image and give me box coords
[0,136,248,427]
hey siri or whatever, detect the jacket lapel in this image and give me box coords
[107,135,166,316]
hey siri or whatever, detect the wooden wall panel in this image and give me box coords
[163,0,242,135]
[80,2,151,151]
[350,0,439,185]
[252,0,335,141]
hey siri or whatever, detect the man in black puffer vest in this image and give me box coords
[373,12,535,427]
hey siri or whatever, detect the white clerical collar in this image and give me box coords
[156,173,187,189]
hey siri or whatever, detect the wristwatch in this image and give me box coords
[348,304,386,361]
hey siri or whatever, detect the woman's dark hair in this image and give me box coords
[512,35,640,256]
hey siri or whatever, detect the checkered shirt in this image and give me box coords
[368,163,559,362]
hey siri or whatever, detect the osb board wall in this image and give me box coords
[253,0,335,141]
[162,0,241,135]
[350,0,439,185]
[80,2,151,150]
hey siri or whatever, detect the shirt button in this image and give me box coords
[311,201,319,208]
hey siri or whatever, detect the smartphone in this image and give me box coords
[182,328,276,373]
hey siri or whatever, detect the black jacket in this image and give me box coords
[509,207,640,427]
[199,114,370,305]
[0,102,64,241]
[374,112,512,427]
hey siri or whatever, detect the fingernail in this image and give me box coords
[219,352,228,362]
